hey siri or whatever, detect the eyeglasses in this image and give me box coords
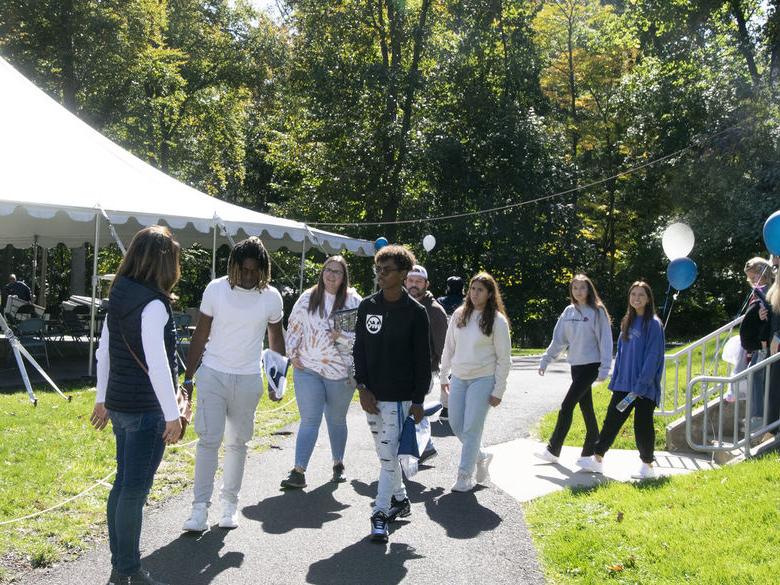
[323,267,344,276]
[372,265,399,276]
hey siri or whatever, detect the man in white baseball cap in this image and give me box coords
[405,264,448,462]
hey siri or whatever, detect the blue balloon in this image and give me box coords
[763,210,780,256]
[374,237,388,251]
[667,257,698,291]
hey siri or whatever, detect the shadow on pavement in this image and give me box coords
[142,529,243,585]
[430,420,454,438]
[406,479,501,540]
[306,540,425,585]
[350,478,501,541]
[242,482,350,534]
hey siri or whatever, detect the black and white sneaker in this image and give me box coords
[370,511,389,542]
[388,496,411,520]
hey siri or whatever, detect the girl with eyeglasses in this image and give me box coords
[280,256,362,489]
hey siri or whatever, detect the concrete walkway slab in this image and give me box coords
[487,438,719,502]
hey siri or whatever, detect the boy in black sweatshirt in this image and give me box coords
[353,245,431,542]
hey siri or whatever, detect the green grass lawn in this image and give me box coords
[524,454,780,584]
[0,375,300,582]
[512,347,545,357]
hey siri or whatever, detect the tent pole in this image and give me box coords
[87,213,100,377]
[40,247,48,308]
[299,236,307,293]
[31,235,38,302]
[211,223,217,280]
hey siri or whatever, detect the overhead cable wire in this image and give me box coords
[308,122,746,228]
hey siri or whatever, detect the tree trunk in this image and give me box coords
[58,0,78,111]
[380,0,433,240]
[729,0,761,89]
[566,10,578,160]
[768,0,780,90]
[70,246,87,295]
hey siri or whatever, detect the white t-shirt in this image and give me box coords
[200,276,284,375]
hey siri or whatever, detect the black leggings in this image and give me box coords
[547,363,600,457]
[594,391,656,464]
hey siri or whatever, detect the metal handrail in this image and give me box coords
[685,351,780,457]
[656,315,744,416]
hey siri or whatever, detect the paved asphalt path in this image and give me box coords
[19,357,572,585]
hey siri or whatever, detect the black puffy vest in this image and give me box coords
[105,276,178,413]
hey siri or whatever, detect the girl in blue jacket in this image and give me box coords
[579,281,665,480]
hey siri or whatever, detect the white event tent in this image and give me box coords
[0,57,372,375]
[0,57,372,254]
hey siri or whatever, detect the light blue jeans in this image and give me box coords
[293,368,354,470]
[448,375,495,477]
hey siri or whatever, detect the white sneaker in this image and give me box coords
[476,452,494,485]
[218,501,239,529]
[451,473,477,493]
[182,503,209,532]
[577,455,603,474]
[575,456,592,468]
[631,463,656,480]
[533,448,559,464]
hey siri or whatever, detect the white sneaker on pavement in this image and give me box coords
[451,473,477,493]
[476,452,494,485]
[218,501,239,529]
[631,462,656,480]
[577,455,603,474]
[533,448,559,464]
[182,502,209,532]
[575,456,592,468]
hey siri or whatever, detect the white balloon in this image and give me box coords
[422,234,436,252]
[662,223,695,260]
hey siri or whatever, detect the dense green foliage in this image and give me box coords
[1,0,778,343]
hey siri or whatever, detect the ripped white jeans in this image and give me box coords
[366,400,411,515]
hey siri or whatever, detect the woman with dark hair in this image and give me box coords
[579,281,665,480]
[181,236,285,532]
[280,256,362,489]
[439,272,512,492]
[90,225,184,585]
[535,274,613,465]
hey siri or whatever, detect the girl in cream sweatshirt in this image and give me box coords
[440,272,512,492]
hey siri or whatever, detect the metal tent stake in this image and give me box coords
[0,312,70,405]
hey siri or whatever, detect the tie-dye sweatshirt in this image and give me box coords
[285,288,362,380]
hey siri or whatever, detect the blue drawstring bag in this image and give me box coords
[398,415,420,458]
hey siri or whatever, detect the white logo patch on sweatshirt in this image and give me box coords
[366,314,383,334]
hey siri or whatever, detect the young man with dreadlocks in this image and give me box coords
[181,237,285,532]
[353,245,431,542]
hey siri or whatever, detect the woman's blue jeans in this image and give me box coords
[293,368,353,470]
[448,375,495,477]
[107,410,166,576]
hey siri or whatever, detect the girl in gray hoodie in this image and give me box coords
[535,274,613,466]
